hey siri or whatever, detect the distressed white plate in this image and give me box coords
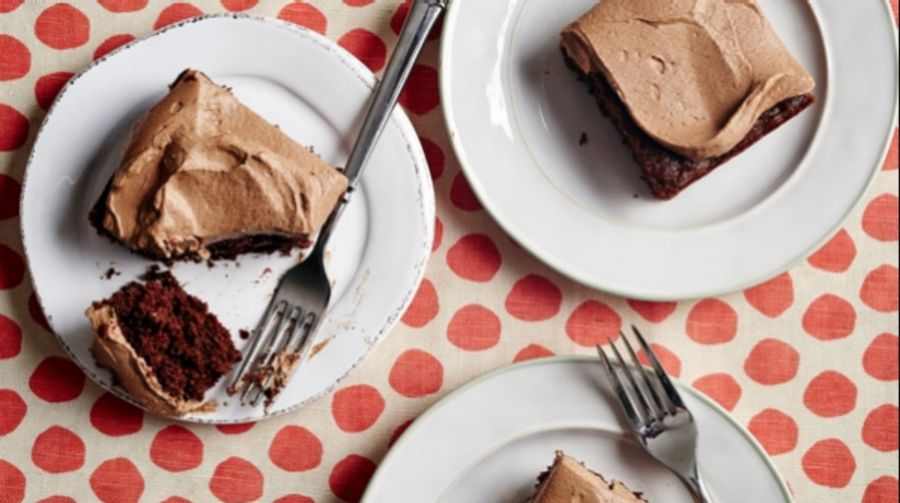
[363,357,792,502]
[20,15,434,423]
[441,0,898,300]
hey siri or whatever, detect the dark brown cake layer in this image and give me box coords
[563,50,816,200]
[95,269,240,402]
[89,180,309,263]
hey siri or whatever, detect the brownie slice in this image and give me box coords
[562,49,816,200]
[92,269,240,403]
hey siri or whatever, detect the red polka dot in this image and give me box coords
[209,457,264,503]
[883,128,898,171]
[450,172,483,211]
[391,0,441,40]
[0,389,27,436]
[398,64,440,115]
[332,385,385,433]
[329,455,377,503]
[514,344,555,363]
[0,105,29,152]
[636,343,682,378]
[420,136,445,180]
[863,194,899,242]
[344,0,374,6]
[98,0,148,13]
[566,300,622,347]
[692,373,741,411]
[154,3,204,30]
[433,217,443,252]
[278,2,327,35]
[864,333,899,381]
[216,423,255,435]
[0,460,25,503]
[863,405,899,452]
[447,304,502,351]
[160,498,191,503]
[804,371,858,418]
[338,28,387,73]
[446,234,502,282]
[505,275,562,322]
[29,356,85,403]
[34,72,73,111]
[389,420,413,447]
[90,458,145,503]
[150,426,203,472]
[627,300,677,323]
[269,426,323,472]
[861,265,899,313]
[0,0,23,14]
[0,174,21,220]
[744,339,800,386]
[744,273,794,318]
[802,439,856,488]
[401,279,439,328]
[29,292,52,333]
[748,409,799,456]
[808,229,857,272]
[802,294,856,341]
[90,393,143,437]
[863,477,899,503]
[273,496,314,503]
[389,349,443,398]
[37,497,78,503]
[0,314,22,360]
[93,34,135,60]
[221,0,258,11]
[35,4,90,50]
[686,299,738,345]
[32,426,85,473]
[0,35,29,82]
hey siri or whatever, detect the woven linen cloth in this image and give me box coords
[1,1,898,502]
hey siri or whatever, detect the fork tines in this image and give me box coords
[596,326,687,432]
[227,299,318,407]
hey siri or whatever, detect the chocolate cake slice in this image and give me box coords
[526,452,648,503]
[89,69,348,262]
[85,268,241,416]
[560,0,816,200]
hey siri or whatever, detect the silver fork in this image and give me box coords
[597,326,713,503]
[228,0,448,407]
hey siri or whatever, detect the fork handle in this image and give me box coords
[315,0,447,249]
[685,469,713,503]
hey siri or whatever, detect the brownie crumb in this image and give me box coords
[579,132,589,146]
[103,267,120,280]
[239,329,251,340]
[104,270,240,402]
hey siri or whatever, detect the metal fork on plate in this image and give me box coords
[228,0,448,407]
[597,326,713,503]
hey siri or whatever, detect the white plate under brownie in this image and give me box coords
[20,14,435,423]
[362,357,793,502]
[440,0,899,300]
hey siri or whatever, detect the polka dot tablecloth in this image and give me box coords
[1,1,898,502]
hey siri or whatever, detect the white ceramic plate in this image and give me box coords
[441,0,898,300]
[363,357,792,502]
[20,15,434,423]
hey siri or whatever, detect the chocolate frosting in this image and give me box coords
[527,452,648,503]
[99,69,348,260]
[560,0,815,160]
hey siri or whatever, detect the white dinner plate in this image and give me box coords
[363,357,792,502]
[440,0,899,300]
[20,15,435,423]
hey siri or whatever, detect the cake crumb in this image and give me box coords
[239,329,251,340]
[579,132,588,146]
[103,267,121,280]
